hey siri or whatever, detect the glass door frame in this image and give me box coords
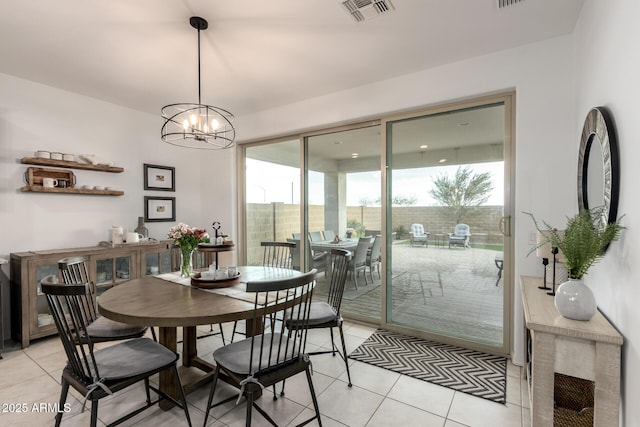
[380,92,515,356]
[237,92,514,356]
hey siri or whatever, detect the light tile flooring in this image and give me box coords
[0,321,530,426]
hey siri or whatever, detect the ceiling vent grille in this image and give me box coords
[340,0,395,22]
[497,0,525,8]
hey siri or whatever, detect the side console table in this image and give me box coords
[520,276,622,426]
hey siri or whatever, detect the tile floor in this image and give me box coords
[0,321,530,426]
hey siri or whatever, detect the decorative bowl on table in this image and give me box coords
[190,271,241,289]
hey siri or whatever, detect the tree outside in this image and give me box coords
[429,166,494,224]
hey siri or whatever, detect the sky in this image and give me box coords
[245,159,504,206]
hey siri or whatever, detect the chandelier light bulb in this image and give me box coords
[182,119,189,130]
[203,123,209,133]
[190,114,197,125]
[211,118,219,130]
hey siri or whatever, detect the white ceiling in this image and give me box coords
[0,0,583,119]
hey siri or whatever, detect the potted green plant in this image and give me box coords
[525,208,624,320]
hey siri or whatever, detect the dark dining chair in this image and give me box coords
[286,249,353,389]
[230,241,297,343]
[41,279,191,427]
[57,256,153,342]
[261,241,295,268]
[202,270,320,427]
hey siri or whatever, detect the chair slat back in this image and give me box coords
[326,249,351,314]
[261,241,295,269]
[245,269,317,376]
[59,256,99,324]
[41,277,100,384]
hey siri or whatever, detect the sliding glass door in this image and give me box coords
[241,94,513,354]
[305,124,381,322]
[244,139,301,266]
[383,97,512,353]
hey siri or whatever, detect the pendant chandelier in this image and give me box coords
[161,16,235,149]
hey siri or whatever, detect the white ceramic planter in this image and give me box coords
[554,278,597,321]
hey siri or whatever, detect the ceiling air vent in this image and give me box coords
[340,0,395,23]
[497,0,525,8]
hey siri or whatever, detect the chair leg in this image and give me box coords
[219,324,226,345]
[329,327,336,356]
[231,321,238,343]
[339,324,352,387]
[54,378,70,427]
[90,399,98,427]
[352,270,358,290]
[150,326,157,342]
[306,365,322,425]
[245,389,253,427]
[144,378,152,404]
[173,365,192,427]
[203,366,221,427]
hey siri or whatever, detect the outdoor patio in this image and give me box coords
[314,242,504,347]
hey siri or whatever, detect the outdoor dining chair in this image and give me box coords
[57,256,153,342]
[309,231,324,242]
[365,234,382,282]
[287,237,327,275]
[348,236,373,289]
[41,278,191,427]
[323,229,337,241]
[202,270,320,427]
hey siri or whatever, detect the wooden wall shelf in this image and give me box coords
[21,157,124,173]
[20,185,124,196]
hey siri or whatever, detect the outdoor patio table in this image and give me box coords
[310,237,359,252]
[98,266,305,410]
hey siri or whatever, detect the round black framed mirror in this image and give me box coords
[577,107,619,225]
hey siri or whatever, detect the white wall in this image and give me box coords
[0,73,231,252]
[574,1,640,424]
[0,74,235,336]
[238,35,579,364]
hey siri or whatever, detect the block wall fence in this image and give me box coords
[245,203,504,265]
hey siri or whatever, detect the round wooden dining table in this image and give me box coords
[98,266,305,409]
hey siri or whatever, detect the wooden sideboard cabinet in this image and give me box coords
[10,240,178,348]
[520,276,623,426]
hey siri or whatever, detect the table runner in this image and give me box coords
[155,271,257,303]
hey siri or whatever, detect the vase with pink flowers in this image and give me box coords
[168,223,210,277]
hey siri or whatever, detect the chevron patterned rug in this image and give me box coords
[349,329,506,403]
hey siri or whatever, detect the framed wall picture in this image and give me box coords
[144,196,176,222]
[144,164,175,191]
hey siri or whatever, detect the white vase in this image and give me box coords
[554,278,597,321]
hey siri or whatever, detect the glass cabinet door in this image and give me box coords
[94,253,135,296]
[34,262,58,331]
[145,251,173,275]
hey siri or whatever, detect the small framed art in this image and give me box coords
[144,196,176,222]
[144,164,175,191]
